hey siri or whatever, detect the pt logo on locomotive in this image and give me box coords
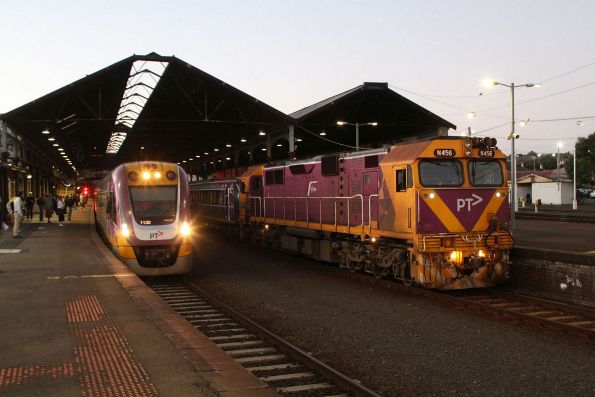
[456,194,483,212]
[434,148,456,157]
[149,231,164,239]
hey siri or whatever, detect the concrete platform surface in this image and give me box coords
[512,218,595,253]
[0,206,277,397]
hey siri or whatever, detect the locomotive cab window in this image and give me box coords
[129,186,177,225]
[468,160,503,186]
[396,169,407,192]
[265,169,284,185]
[419,160,463,187]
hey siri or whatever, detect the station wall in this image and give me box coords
[508,248,595,308]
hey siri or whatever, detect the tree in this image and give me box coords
[565,132,595,186]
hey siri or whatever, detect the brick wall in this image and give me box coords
[507,247,595,308]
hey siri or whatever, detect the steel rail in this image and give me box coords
[183,279,383,397]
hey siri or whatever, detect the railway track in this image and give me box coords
[145,277,382,397]
[516,211,595,223]
[439,289,595,339]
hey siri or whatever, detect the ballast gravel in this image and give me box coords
[190,233,595,397]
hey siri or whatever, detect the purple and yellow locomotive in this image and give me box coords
[190,136,512,289]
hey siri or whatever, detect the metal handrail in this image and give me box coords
[258,194,366,229]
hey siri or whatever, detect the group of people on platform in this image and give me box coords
[2,192,87,238]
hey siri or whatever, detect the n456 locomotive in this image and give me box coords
[96,161,193,276]
[190,136,512,289]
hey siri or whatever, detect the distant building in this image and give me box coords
[511,169,573,205]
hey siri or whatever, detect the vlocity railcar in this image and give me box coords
[96,161,193,276]
[190,136,512,289]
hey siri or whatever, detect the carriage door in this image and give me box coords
[363,171,378,226]
[249,176,263,218]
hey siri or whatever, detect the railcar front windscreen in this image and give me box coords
[419,160,463,187]
[468,160,503,186]
[129,186,177,225]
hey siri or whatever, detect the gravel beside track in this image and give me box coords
[190,232,595,396]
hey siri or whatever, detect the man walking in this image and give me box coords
[36,195,45,222]
[25,192,35,220]
[12,192,24,238]
[65,195,74,221]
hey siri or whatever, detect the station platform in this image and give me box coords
[512,209,595,254]
[0,206,277,397]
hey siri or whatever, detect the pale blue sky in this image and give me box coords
[1,0,594,155]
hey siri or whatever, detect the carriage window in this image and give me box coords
[396,169,407,192]
[419,160,463,187]
[469,160,503,186]
[265,169,284,185]
[321,155,339,176]
[407,165,413,188]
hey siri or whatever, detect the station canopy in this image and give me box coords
[0,52,455,178]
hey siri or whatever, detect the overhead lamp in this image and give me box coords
[296,138,302,142]
[48,137,55,141]
[52,143,59,147]
[241,138,247,143]
[467,112,476,119]
[261,147,267,151]
[204,152,209,155]
[276,143,282,147]
[42,129,50,135]
[218,159,222,162]
[195,155,201,158]
[182,160,187,163]
[258,130,266,136]
[319,131,327,136]
[225,157,231,160]
[214,148,219,152]
[226,144,232,148]
[58,148,64,151]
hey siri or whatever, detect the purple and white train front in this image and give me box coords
[95,161,193,276]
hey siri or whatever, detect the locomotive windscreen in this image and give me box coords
[129,186,177,225]
[419,160,463,187]
[468,160,503,186]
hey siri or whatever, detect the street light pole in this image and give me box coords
[573,146,577,210]
[483,80,540,229]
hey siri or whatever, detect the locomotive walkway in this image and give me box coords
[0,206,277,397]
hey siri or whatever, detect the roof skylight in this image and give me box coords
[106,60,168,154]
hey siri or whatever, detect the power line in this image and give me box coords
[539,60,595,83]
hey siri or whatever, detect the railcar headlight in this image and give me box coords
[180,221,190,236]
[153,171,161,179]
[478,249,486,258]
[429,193,436,199]
[142,171,151,180]
[121,223,130,238]
[496,192,502,198]
[450,250,463,264]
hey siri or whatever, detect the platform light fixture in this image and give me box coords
[48,137,55,141]
[241,138,247,143]
[41,129,50,135]
[258,130,266,136]
[336,120,378,151]
[226,143,232,148]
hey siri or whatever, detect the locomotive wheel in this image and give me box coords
[339,252,350,269]
[392,263,401,280]
[400,262,413,287]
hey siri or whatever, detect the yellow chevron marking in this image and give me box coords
[421,191,465,232]
[472,191,507,231]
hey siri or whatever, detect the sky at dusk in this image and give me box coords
[1,0,594,155]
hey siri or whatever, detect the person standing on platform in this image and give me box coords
[25,192,35,220]
[12,192,24,238]
[56,195,65,227]
[45,194,53,224]
[65,195,74,221]
[36,195,45,222]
